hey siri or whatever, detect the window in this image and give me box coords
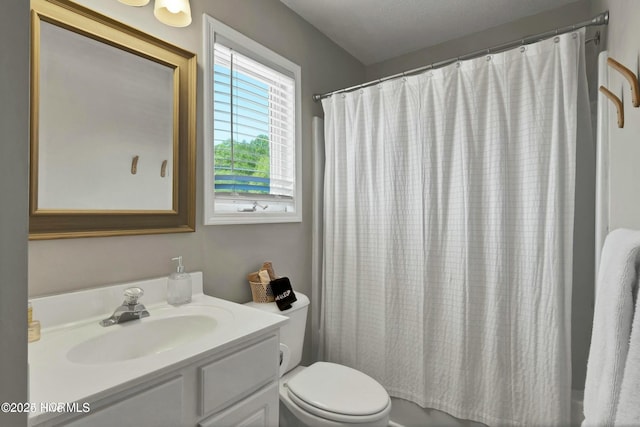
[203,15,301,224]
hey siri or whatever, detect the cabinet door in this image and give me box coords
[199,335,278,416]
[64,377,183,427]
[198,383,278,427]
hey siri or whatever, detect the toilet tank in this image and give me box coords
[245,292,309,375]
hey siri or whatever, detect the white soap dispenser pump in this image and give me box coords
[167,256,192,305]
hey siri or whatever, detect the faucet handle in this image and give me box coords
[123,287,144,305]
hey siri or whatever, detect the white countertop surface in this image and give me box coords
[28,273,287,425]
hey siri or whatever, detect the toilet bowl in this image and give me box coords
[279,364,391,427]
[245,292,391,427]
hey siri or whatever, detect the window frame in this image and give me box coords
[203,14,302,225]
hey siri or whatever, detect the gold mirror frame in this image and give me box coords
[30,0,196,239]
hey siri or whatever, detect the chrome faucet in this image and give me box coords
[100,287,150,327]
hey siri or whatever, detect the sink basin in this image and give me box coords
[28,273,289,426]
[67,314,217,364]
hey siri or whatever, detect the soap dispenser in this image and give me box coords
[167,256,192,305]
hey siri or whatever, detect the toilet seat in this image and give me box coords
[285,362,391,423]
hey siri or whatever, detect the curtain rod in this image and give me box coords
[313,11,609,102]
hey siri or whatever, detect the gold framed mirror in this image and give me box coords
[30,0,196,239]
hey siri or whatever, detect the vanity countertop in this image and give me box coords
[28,272,287,425]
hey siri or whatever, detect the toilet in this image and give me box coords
[246,292,391,427]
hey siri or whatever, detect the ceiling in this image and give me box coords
[279,0,579,65]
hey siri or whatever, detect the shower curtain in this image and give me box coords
[321,29,588,426]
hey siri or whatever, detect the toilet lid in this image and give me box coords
[286,362,389,416]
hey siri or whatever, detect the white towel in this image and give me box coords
[614,277,640,426]
[583,228,640,426]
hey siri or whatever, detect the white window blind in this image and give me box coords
[203,14,301,224]
[213,43,295,207]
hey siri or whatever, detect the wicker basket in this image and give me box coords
[249,280,275,303]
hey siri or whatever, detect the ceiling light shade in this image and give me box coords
[154,0,192,27]
[118,0,150,6]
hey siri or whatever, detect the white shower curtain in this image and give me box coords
[321,30,588,426]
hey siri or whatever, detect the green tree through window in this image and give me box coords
[214,134,270,193]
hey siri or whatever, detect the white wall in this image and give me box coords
[590,0,640,231]
[0,1,29,426]
[27,0,364,367]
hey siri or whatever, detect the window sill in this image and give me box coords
[204,212,302,225]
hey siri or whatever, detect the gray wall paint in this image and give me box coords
[366,1,593,81]
[364,0,598,393]
[0,1,29,426]
[23,0,615,419]
[28,0,365,366]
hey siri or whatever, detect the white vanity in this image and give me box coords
[28,273,287,427]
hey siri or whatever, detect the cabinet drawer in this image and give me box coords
[198,383,278,427]
[65,377,183,427]
[200,335,278,416]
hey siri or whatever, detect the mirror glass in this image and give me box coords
[38,21,174,210]
[30,0,196,239]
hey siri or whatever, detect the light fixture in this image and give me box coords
[118,0,150,6]
[154,0,192,27]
